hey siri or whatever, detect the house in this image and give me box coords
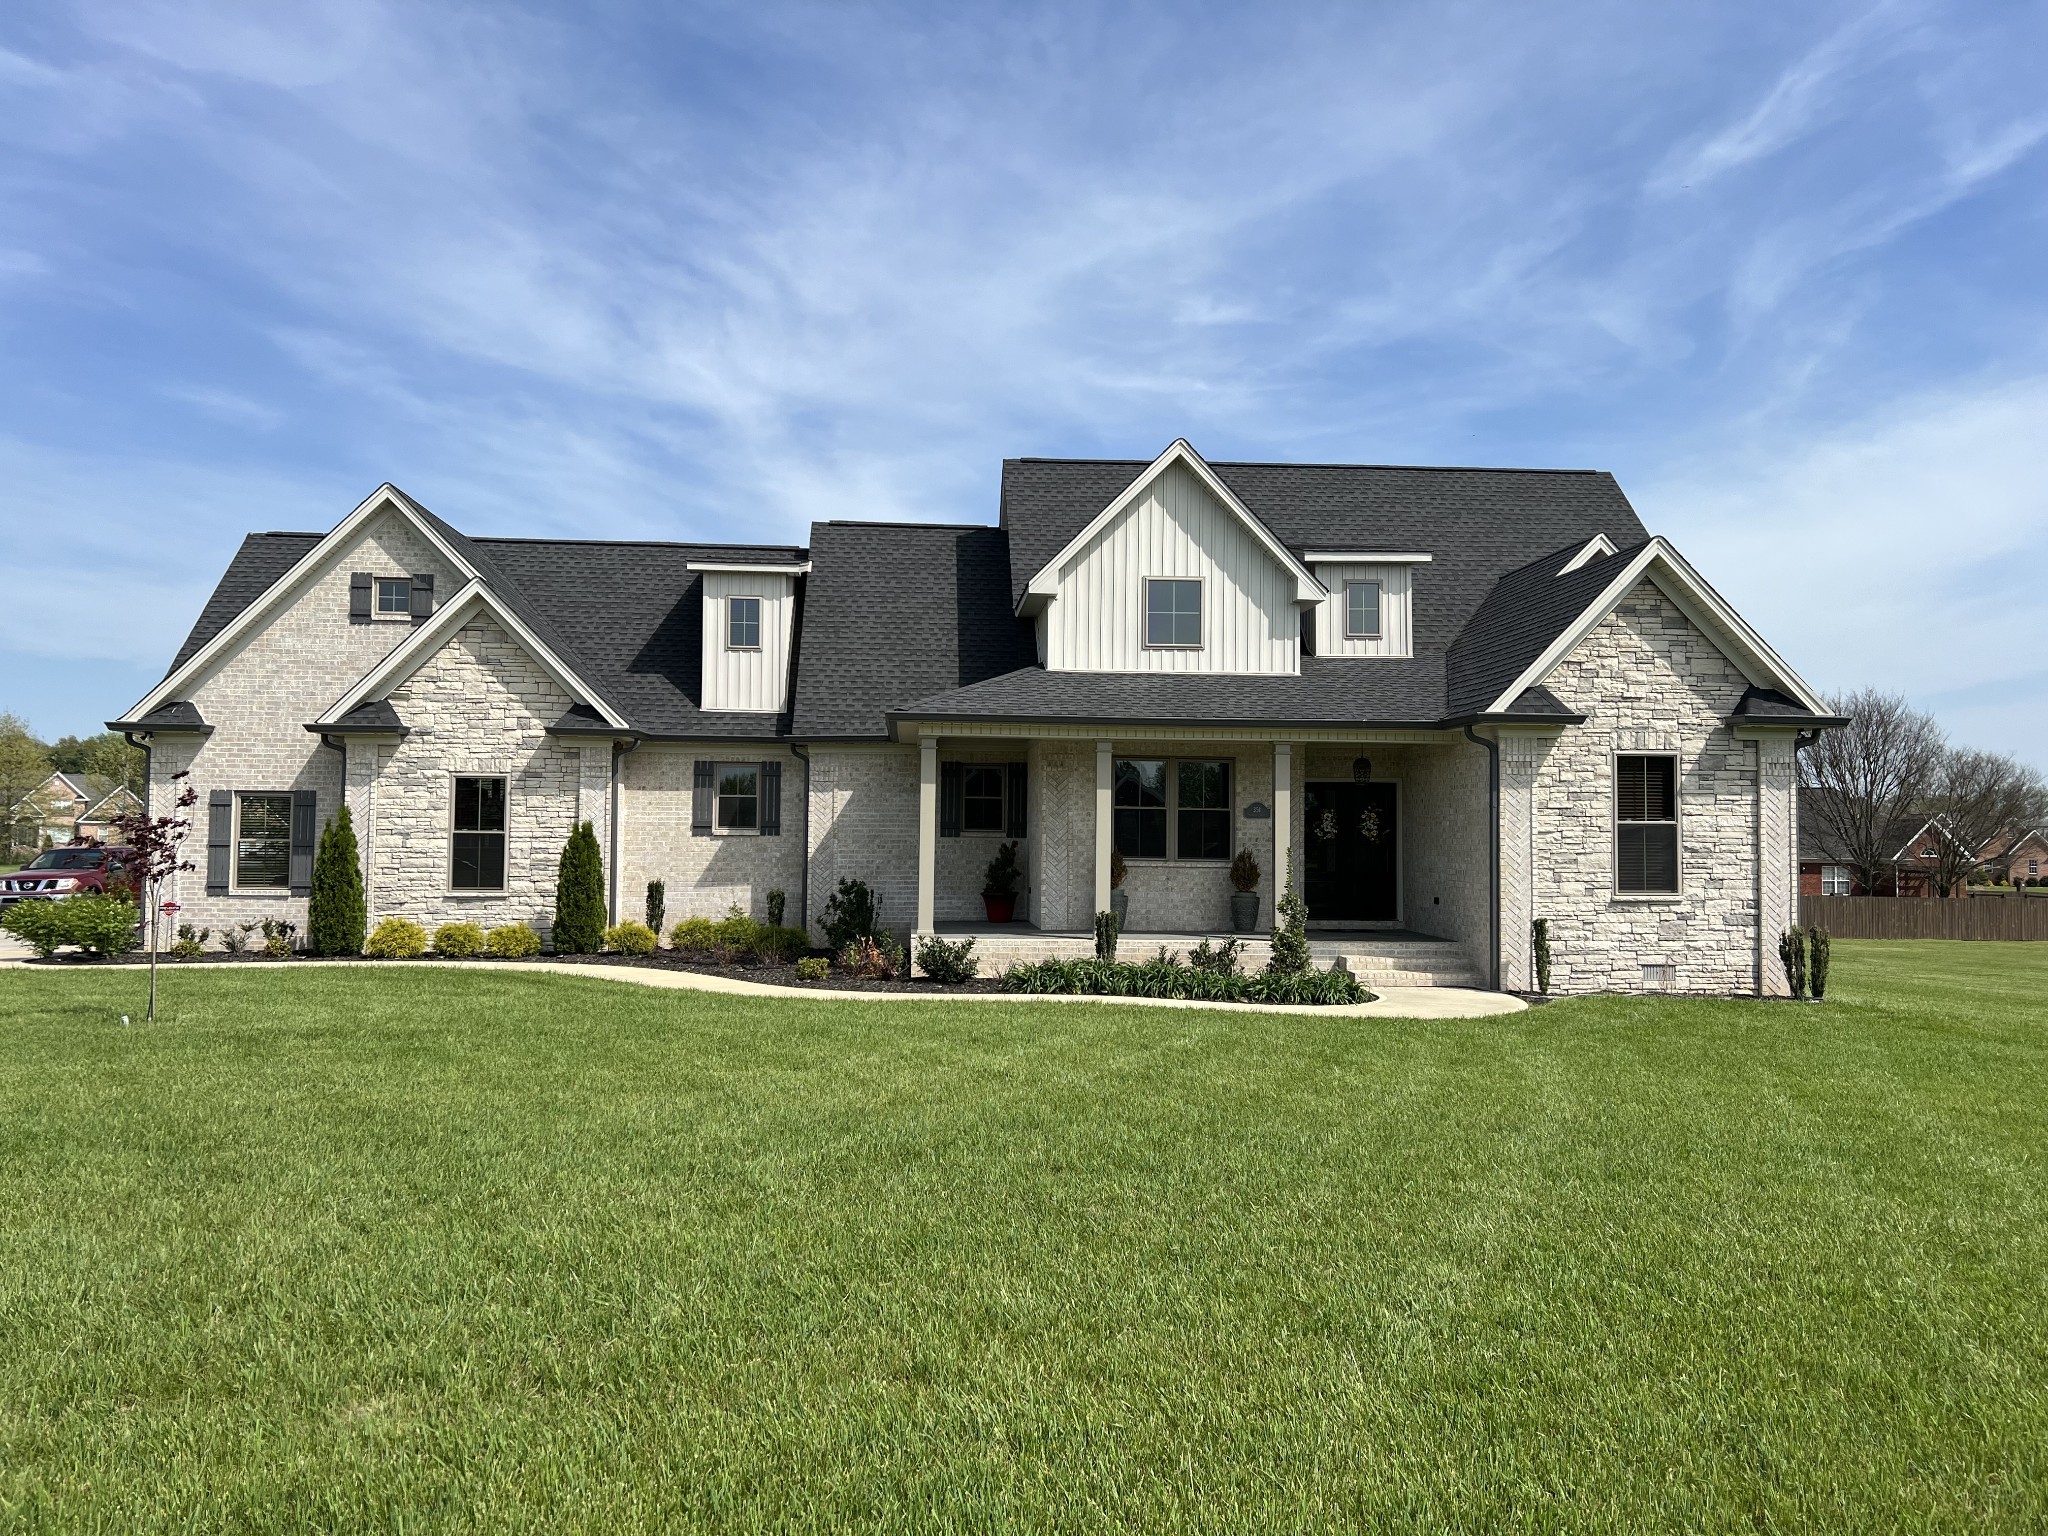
[108,440,1842,994]
[7,771,139,849]
[1975,825,2048,887]
[1797,792,1980,898]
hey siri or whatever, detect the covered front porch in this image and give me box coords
[904,726,1496,986]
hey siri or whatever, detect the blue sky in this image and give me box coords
[3,1,2045,760]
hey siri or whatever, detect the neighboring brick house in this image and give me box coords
[1976,825,2048,887]
[7,772,140,848]
[110,440,1842,994]
[1798,792,1976,897]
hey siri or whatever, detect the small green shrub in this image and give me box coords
[219,924,251,954]
[668,916,719,953]
[821,878,880,951]
[752,924,810,964]
[1,900,66,957]
[1267,852,1311,975]
[766,888,786,927]
[553,821,606,954]
[794,956,830,982]
[605,920,658,956]
[0,895,138,957]
[364,917,428,959]
[169,922,210,959]
[485,923,542,958]
[433,922,487,958]
[1532,917,1552,994]
[982,842,1021,900]
[1187,937,1244,976]
[838,935,899,980]
[1229,849,1260,893]
[1093,909,1119,962]
[645,880,665,937]
[1779,925,1808,1000]
[307,806,366,956]
[915,933,979,983]
[1808,926,1831,1001]
[1000,954,1369,1005]
[258,918,297,958]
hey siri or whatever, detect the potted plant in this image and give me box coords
[1229,848,1261,932]
[982,840,1022,923]
[1108,846,1129,929]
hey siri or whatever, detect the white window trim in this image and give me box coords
[372,575,414,622]
[1343,579,1384,640]
[1820,864,1852,897]
[959,762,1009,837]
[1141,576,1205,651]
[1612,751,1683,901]
[1113,756,1235,864]
[713,762,761,836]
[726,595,764,652]
[447,772,509,895]
[231,790,295,895]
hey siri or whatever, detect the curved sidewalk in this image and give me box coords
[0,942,1525,1019]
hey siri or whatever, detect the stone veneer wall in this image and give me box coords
[152,508,459,936]
[617,744,805,928]
[1531,579,1766,995]
[371,614,596,938]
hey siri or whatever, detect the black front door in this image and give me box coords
[1303,781,1398,922]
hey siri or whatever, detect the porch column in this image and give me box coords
[1093,738,1113,915]
[1271,741,1293,915]
[916,735,938,935]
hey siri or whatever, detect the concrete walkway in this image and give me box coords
[0,943,1525,1018]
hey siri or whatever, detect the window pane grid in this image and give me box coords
[1144,579,1202,647]
[963,765,1005,832]
[1115,758,1232,861]
[451,776,507,890]
[1345,580,1382,639]
[376,578,411,614]
[717,765,758,830]
[728,596,762,649]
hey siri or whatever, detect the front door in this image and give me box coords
[1303,781,1398,923]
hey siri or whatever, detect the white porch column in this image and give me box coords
[1093,738,1113,915]
[916,735,938,935]
[1271,741,1293,914]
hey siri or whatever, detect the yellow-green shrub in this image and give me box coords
[433,922,487,958]
[669,916,718,953]
[485,923,542,958]
[364,917,428,959]
[605,920,657,956]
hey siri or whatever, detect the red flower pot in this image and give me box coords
[982,894,1016,923]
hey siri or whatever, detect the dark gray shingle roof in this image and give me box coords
[168,532,323,673]
[1443,541,1648,717]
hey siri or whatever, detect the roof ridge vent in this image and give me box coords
[1559,533,1617,574]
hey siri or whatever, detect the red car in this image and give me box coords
[0,846,135,909]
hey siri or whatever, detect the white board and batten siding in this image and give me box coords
[699,570,796,712]
[1045,462,1302,675]
[1312,563,1415,658]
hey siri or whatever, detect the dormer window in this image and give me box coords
[727,596,762,650]
[1144,579,1202,648]
[1344,580,1382,639]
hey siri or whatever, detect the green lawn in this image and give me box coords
[1,945,2044,1532]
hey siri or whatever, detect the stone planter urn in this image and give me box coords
[1230,892,1260,933]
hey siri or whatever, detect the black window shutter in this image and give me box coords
[289,790,318,895]
[692,760,714,835]
[206,790,232,894]
[349,573,372,622]
[939,760,963,838]
[410,573,434,618]
[760,760,782,836]
[1005,761,1028,839]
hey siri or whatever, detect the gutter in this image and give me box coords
[790,742,812,935]
[1462,723,1502,992]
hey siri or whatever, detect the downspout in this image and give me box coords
[609,738,639,927]
[790,742,811,936]
[1462,723,1502,992]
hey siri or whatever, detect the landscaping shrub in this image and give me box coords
[553,821,606,954]
[485,923,542,958]
[258,918,297,958]
[794,956,829,982]
[605,920,658,956]
[307,806,366,956]
[1,895,140,958]
[432,922,487,958]
[838,935,900,980]
[766,888,786,927]
[1187,936,1244,976]
[1267,852,1311,975]
[1000,953,1368,1005]
[668,916,719,953]
[364,917,428,959]
[1094,909,1119,962]
[1779,925,1808,1000]
[821,878,881,951]
[645,880,665,938]
[1809,926,1831,1001]
[752,925,810,964]
[982,842,1021,903]
[1532,917,1552,994]
[914,933,979,983]
[218,923,250,955]
[169,922,210,960]
[1229,849,1260,893]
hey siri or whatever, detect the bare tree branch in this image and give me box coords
[1798,690,1944,894]
[1928,749,2048,895]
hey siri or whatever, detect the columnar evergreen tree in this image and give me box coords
[307,806,367,956]
[1266,852,1312,976]
[554,820,606,954]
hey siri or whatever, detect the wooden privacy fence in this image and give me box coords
[1798,894,2048,941]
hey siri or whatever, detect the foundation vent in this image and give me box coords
[1641,962,1676,992]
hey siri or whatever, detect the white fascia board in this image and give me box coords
[1303,552,1434,564]
[123,483,484,722]
[684,561,812,575]
[1482,538,1831,716]
[317,585,629,729]
[1021,439,1326,608]
[1558,534,1617,573]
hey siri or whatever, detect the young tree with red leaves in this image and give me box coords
[110,770,198,1022]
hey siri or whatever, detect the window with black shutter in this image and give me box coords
[1615,754,1678,893]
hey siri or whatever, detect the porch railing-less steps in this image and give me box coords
[930,926,1485,989]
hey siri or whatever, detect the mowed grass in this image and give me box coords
[1,946,2044,1532]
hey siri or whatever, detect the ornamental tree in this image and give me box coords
[109,770,198,1022]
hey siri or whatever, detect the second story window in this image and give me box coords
[1144,578,1202,648]
[728,596,762,649]
[1344,580,1382,639]
[376,577,412,617]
